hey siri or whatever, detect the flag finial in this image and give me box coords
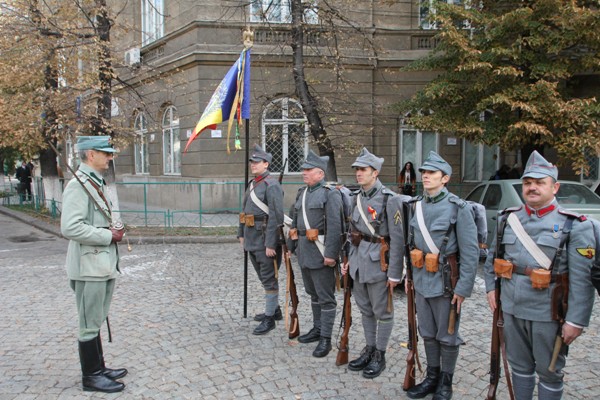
[243,28,254,49]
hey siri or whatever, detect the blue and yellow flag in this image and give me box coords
[184,49,251,153]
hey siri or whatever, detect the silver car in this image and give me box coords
[465,179,600,247]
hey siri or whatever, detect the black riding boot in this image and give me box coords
[253,315,276,335]
[432,372,453,400]
[348,345,374,371]
[406,366,440,399]
[312,337,332,358]
[254,306,283,322]
[96,334,128,380]
[298,327,321,343]
[363,350,386,379]
[79,338,125,393]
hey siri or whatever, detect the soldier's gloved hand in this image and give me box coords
[111,227,124,243]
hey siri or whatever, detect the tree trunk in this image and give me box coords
[290,0,337,181]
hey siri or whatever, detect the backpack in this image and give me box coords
[466,200,489,260]
[588,218,600,296]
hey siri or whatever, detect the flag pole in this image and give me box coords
[242,28,253,319]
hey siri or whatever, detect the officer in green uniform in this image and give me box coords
[61,136,127,393]
[484,151,596,399]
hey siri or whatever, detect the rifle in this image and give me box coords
[403,203,422,391]
[403,250,422,390]
[336,251,352,366]
[549,273,569,372]
[279,224,300,339]
[446,254,459,334]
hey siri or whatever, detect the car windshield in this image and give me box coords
[512,183,600,205]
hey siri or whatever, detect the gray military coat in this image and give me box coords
[238,172,284,252]
[483,201,596,326]
[348,181,405,283]
[288,181,343,269]
[409,188,479,298]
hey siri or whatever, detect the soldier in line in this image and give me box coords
[288,150,344,358]
[238,144,284,335]
[406,151,479,400]
[341,148,405,379]
[484,151,596,399]
[61,136,127,393]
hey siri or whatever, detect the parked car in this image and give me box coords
[465,180,600,247]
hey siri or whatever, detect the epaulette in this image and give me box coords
[499,206,522,216]
[75,170,90,183]
[558,208,587,222]
[408,195,422,204]
[324,183,335,191]
[381,187,396,196]
[448,194,467,208]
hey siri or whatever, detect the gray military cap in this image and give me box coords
[521,150,558,180]
[301,150,329,172]
[351,147,384,171]
[249,144,272,163]
[419,151,452,176]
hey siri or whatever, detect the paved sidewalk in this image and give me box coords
[0,209,598,399]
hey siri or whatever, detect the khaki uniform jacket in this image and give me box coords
[61,163,119,281]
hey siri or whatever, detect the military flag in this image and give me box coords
[184,49,251,153]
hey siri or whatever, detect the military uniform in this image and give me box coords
[288,150,344,358]
[484,151,596,400]
[406,151,479,400]
[61,136,126,393]
[345,148,405,379]
[238,145,284,335]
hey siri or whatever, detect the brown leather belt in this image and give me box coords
[361,233,389,244]
[512,264,566,283]
[297,229,325,236]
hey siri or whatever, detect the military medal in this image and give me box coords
[552,224,559,238]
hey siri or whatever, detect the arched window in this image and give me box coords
[162,106,180,175]
[134,112,149,174]
[261,98,308,174]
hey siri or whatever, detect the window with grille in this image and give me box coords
[162,106,180,175]
[142,0,164,46]
[419,0,471,30]
[249,0,318,24]
[134,112,149,174]
[583,149,599,183]
[261,98,308,174]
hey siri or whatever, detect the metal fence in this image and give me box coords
[1,178,478,228]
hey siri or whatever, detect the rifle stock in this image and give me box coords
[487,280,502,400]
[336,266,352,366]
[403,262,421,391]
[279,225,300,339]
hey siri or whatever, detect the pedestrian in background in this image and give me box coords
[406,151,479,400]
[15,161,32,201]
[398,161,417,196]
[61,136,127,393]
[238,144,284,335]
[288,150,343,358]
[484,151,596,399]
[342,147,405,379]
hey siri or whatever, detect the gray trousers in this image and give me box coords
[504,312,566,385]
[353,278,393,320]
[249,248,281,293]
[415,292,464,346]
[70,279,115,341]
[301,266,337,336]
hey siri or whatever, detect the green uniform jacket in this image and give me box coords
[61,163,119,281]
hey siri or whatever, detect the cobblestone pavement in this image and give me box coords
[0,211,599,399]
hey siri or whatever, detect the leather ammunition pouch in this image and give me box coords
[306,228,319,242]
[494,258,513,279]
[425,253,439,273]
[530,269,551,290]
[245,214,255,227]
[289,228,298,241]
[410,248,424,268]
[239,212,245,224]
[239,213,266,228]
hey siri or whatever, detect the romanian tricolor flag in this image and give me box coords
[184,49,251,153]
